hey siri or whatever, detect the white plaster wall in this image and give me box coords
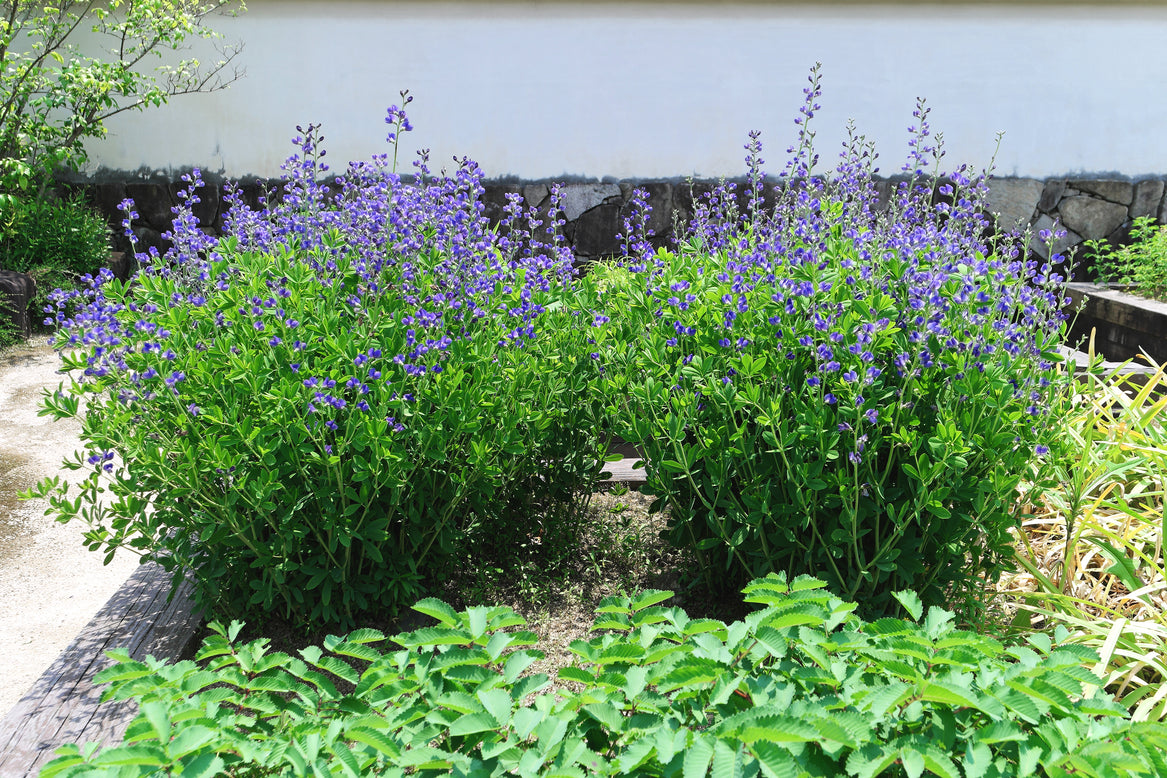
[82,2,1167,180]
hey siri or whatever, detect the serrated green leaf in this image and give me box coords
[597,642,646,665]
[345,627,386,644]
[921,744,960,778]
[90,743,167,767]
[449,711,499,737]
[478,688,512,727]
[616,737,658,774]
[711,738,741,778]
[175,752,225,778]
[583,702,623,731]
[348,727,402,759]
[559,666,596,685]
[435,691,480,714]
[893,590,924,621]
[330,739,362,778]
[394,626,474,649]
[684,619,728,637]
[901,747,925,778]
[752,741,797,778]
[631,589,674,611]
[165,725,218,758]
[684,735,714,778]
[919,680,981,710]
[512,707,543,739]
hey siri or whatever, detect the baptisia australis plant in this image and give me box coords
[588,66,1072,617]
[28,94,608,628]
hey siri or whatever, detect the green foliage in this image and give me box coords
[586,236,1067,619]
[0,0,244,190]
[40,575,1167,778]
[1004,351,1167,722]
[0,192,110,339]
[26,234,606,629]
[1,192,111,274]
[1088,217,1167,301]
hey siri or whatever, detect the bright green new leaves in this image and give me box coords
[0,1,244,192]
[40,575,1167,778]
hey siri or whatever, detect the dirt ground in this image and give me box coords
[0,340,138,719]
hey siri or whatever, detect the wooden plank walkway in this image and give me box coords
[0,562,201,778]
[601,455,647,487]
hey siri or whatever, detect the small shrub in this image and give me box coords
[27,106,607,629]
[1088,216,1167,301]
[40,575,1167,778]
[589,67,1071,617]
[0,193,111,334]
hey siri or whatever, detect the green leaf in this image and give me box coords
[449,711,500,737]
[631,589,674,611]
[478,688,513,727]
[711,738,741,778]
[558,666,596,685]
[921,745,960,778]
[1084,535,1149,603]
[89,743,167,767]
[918,680,981,710]
[582,702,623,731]
[175,752,226,778]
[892,590,924,621]
[684,735,714,778]
[412,598,460,627]
[348,727,402,759]
[752,741,798,778]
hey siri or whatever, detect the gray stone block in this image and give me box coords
[1071,179,1134,206]
[523,183,549,209]
[1131,180,1165,220]
[559,183,621,222]
[566,202,623,257]
[1058,195,1129,241]
[0,270,35,339]
[1038,180,1067,213]
[986,178,1043,232]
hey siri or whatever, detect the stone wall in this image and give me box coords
[988,177,1167,276]
[65,175,1167,277]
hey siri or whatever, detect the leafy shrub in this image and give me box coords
[0,1,242,185]
[1088,216,1167,301]
[40,574,1167,778]
[28,107,607,628]
[588,68,1072,617]
[0,192,111,337]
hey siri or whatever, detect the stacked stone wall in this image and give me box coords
[62,175,1167,276]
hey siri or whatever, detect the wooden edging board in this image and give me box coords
[0,562,201,778]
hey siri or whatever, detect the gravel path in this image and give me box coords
[0,340,138,719]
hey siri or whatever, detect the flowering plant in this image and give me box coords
[29,101,606,628]
[593,67,1072,616]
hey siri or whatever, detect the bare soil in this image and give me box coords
[192,488,751,684]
